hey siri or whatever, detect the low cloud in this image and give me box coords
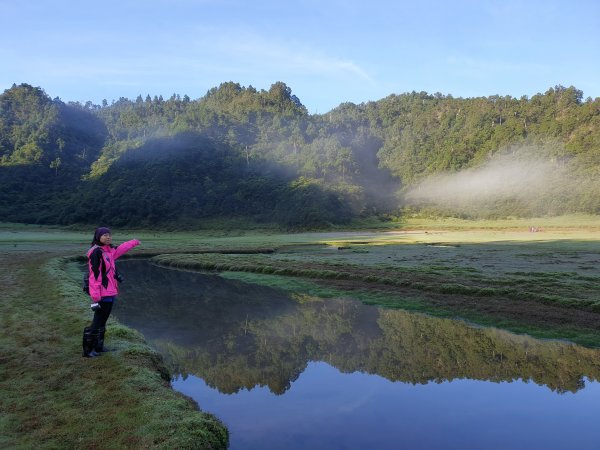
[403,145,594,215]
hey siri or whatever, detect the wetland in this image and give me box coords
[117,258,600,449]
[3,221,600,449]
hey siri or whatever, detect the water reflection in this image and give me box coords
[116,260,600,395]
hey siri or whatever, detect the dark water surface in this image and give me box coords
[117,260,600,450]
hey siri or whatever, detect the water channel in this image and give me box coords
[116,260,600,450]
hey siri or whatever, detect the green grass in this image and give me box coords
[150,231,600,347]
[151,245,600,312]
[0,254,228,449]
[377,213,600,231]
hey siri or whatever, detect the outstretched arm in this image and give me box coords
[114,239,141,259]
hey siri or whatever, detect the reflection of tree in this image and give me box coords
[117,261,600,396]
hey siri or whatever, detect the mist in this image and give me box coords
[403,145,597,216]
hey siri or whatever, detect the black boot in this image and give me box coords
[94,326,109,353]
[82,326,100,358]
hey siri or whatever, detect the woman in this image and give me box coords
[83,227,141,357]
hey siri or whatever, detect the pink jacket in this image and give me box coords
[87,240,140,302]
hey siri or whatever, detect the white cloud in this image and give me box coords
[191,28,374,83]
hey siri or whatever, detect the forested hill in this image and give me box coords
[1,82,599,227]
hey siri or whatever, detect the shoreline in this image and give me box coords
[0,250,229,449]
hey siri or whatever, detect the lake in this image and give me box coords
[116,260,600,450]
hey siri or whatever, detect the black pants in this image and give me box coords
[90,300,114,332]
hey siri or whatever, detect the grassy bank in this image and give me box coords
[150,226,600,347]
[0,250,228,449]
[151,251,600,313]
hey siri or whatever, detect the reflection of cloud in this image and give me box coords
[337,387,376,413]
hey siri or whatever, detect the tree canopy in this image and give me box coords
[1,82,598,227]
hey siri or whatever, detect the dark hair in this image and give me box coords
[91,227,113,247]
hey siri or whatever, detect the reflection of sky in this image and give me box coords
[174,361,600,450]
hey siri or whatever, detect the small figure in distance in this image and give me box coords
[82,227,140,357]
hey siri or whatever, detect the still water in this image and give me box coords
[117,260,600,450]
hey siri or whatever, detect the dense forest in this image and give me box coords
[1,82,599,227]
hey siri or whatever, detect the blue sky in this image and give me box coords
[1,0,599,113]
